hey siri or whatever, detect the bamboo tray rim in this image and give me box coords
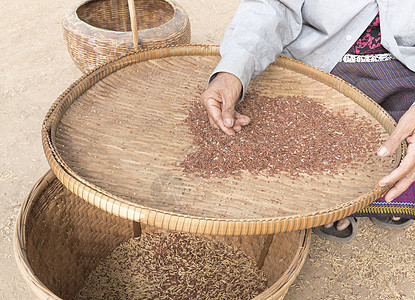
[65,0,187,36]
[41,44,406,235]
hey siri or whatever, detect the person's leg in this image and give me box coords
[314,59,415,242]
[338,60,415,228]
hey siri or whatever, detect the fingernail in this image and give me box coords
[378,179,386,186]
[224,119,233,128]
[377,146,388,156]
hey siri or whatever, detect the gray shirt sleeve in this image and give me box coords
[211,0,305,99]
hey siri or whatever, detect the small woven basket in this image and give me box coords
[62,0,191,73]
[14,170,311,299]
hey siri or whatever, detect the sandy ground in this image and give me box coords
[1,0,414,299]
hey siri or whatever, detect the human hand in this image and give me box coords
[200,72,250,135]
[378,106,415,202]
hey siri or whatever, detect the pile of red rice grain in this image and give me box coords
[180,91,382,178]
[75,232,268,299]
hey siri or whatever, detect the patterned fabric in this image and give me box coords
[347,14,388,55]
[331,60,415,219]
[357,183,415,219]
[332,60,415,121]
[341,53,395,63]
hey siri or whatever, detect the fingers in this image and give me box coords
[200,72,243,135]
[222,102,236,128]
[379,138,415,202]
[208,116,220,130]
[232,111,251,133]
[377,138,401,158]
[379,143,415,186]
[378,107,415,157]
[234,111,251,127]
[205,102,236,135]
[208,111,251,134]
[407,135,415,144]
[383,174,415,202]
[379,144,415,202]
[201,89,235,135]
[377,107,415,201]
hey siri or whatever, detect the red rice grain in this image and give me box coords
[180,91,382,178]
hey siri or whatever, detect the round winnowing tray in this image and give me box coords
[42,45,406,235]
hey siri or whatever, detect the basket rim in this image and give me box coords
[14,169,312,300]
[14,171,62,300]
[41,44,407,236]
[63,0,189,38]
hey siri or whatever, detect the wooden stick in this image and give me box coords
[127,0,139,50]
[256,234,274,269]
[132,221,142,237]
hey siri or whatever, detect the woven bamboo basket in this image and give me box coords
[14,170,311,299]
[62,0,190,73]
[42,45,406,236]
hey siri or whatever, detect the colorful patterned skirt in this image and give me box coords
[331,58,415,219]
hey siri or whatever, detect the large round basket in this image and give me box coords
[62,0,191,73]
[14,170,311,299]
[42,45,406,236]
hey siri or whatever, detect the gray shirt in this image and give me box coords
[212,0,415,96]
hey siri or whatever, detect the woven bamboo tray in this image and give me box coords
[63,0,190,73]
[42,45,406,236]
[14,170,311,299]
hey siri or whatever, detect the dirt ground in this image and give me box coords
[1,0,414,299]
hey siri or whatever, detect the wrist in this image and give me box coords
[211,72,243,102]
